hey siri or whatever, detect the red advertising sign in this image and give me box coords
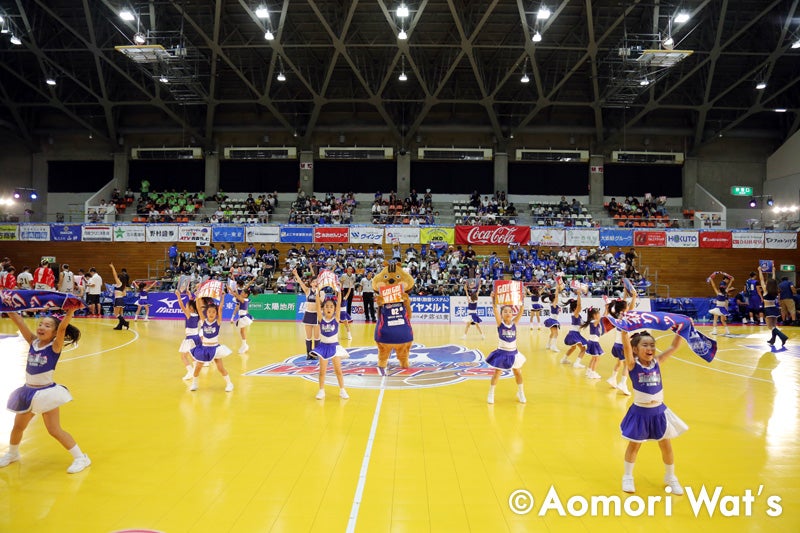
[313,226,349,243]
[633,231,666,247]
[699,231,732,249]
[455,225,531,245]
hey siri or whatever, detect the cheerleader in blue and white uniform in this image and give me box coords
[604,290,637,396]
[708,274,733,335]
[1,309,91,474]
[175,289,201,381]
[229,280,254,354]
[293,268,320,359]
[134,282,152,321]
[462,282,485,339]
[189,299,233,392]
[310,286,350,400]
[583,308,604,379]
[485,289,526,404]
[619,330,687,495]
[561,292,587,368]
[542,283,561,352]
[758,269,788,347]
[527,285,543,330]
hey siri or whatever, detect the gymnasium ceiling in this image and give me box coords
[0,0,799,152]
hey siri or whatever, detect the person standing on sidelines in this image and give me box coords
[33,259,55,290]
[57,264,74,294]
[109,264,131,330]
[340,266,356,316]
[16,266,33,290]
[359,271,376,322]
[778,276,797,326]
[84,268,103,317]
[759,269,788,347]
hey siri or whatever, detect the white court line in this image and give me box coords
[346,375,386,533]
[59,329,140,362]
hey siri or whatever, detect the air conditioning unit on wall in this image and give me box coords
[131,147,203,160]
[319,147,394,159]
[611,151,684,164]
[418,147,493,160]
[515,149,589,162]
[223,147,298,160]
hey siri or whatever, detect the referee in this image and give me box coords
[359,270,376,322]
[340,266,357,315]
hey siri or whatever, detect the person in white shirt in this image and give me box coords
[16,267,33,290]
[85,268,103,316]
[58,264,75,294]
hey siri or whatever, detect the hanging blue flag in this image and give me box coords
[602,311,716,363]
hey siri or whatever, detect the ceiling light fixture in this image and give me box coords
[120,9,135,21]
[255,6,269,18]
[755,81,767,90]
[521,73,530,83]
[674,11,690,23]
[663,35,674,48]
[46,77,56,86]
[398,28,407,40]
[10,34,21,45]
[532,31,542,42]
[159,75,169,83]
[399,71,407,81]
[774,108,787,113]
[537,7,551,20]
[133,32,146,44]
[397,4,409,18]
[792,39,800,49]
[264,30,274,40]
[277,71,286,82]
[640,78,650,86]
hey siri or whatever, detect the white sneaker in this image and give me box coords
[315,389,326,400]
[606,376,618,388]
[573,360,586,369]
[189,381,198,391]
[549,344,560,352]
[225,382,234,392]
[517,391,527,404]
[617,381,631,396]
[586,370,601,379]
[0,451,21,468]
[143,317,149,321]
[339,389,349,399]
[742,318,749,324]
[487,392,495,404]
[664,477,684,495]
[238,343,249,354]
[67,454,91,474]
[182,371,194,381]
[725,329,731,335]
[560,356,571,364]
[622,475,635,493]
[347,332,352,340]
[710,328,717,335]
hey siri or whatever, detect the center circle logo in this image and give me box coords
[246,343,505,389]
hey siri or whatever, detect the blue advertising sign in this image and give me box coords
[147,292,191,319]
[599,228,633,247]
[295,294,307,320]
[50,224,83,242]
[212,225,245,243]
[280,226,314,243]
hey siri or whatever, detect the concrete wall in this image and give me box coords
[693,138,773,210]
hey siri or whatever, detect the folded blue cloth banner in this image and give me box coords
[0,290,86,312]
[601,311,716,363]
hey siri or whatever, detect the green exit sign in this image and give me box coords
[731,186,753,196]
[780,264,795,272]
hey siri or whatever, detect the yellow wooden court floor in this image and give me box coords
[0,316,798,533]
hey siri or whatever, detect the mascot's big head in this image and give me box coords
[372,261,415,293]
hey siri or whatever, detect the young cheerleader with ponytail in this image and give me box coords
[542,283,562,352]
[561,292,587,368]
[582,307,603,379]
[605,290,638,395]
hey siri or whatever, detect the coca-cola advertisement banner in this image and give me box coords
[314,226,349,243]
[455,225,531,245]
[634,231,666,247]
[699,231,732,249]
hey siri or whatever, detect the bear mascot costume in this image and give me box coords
[372,261,415,372]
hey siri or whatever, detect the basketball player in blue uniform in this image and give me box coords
[619,330,687,494]
[311,286,350,400]
[1,309,91,473]
[485,288,526,404]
